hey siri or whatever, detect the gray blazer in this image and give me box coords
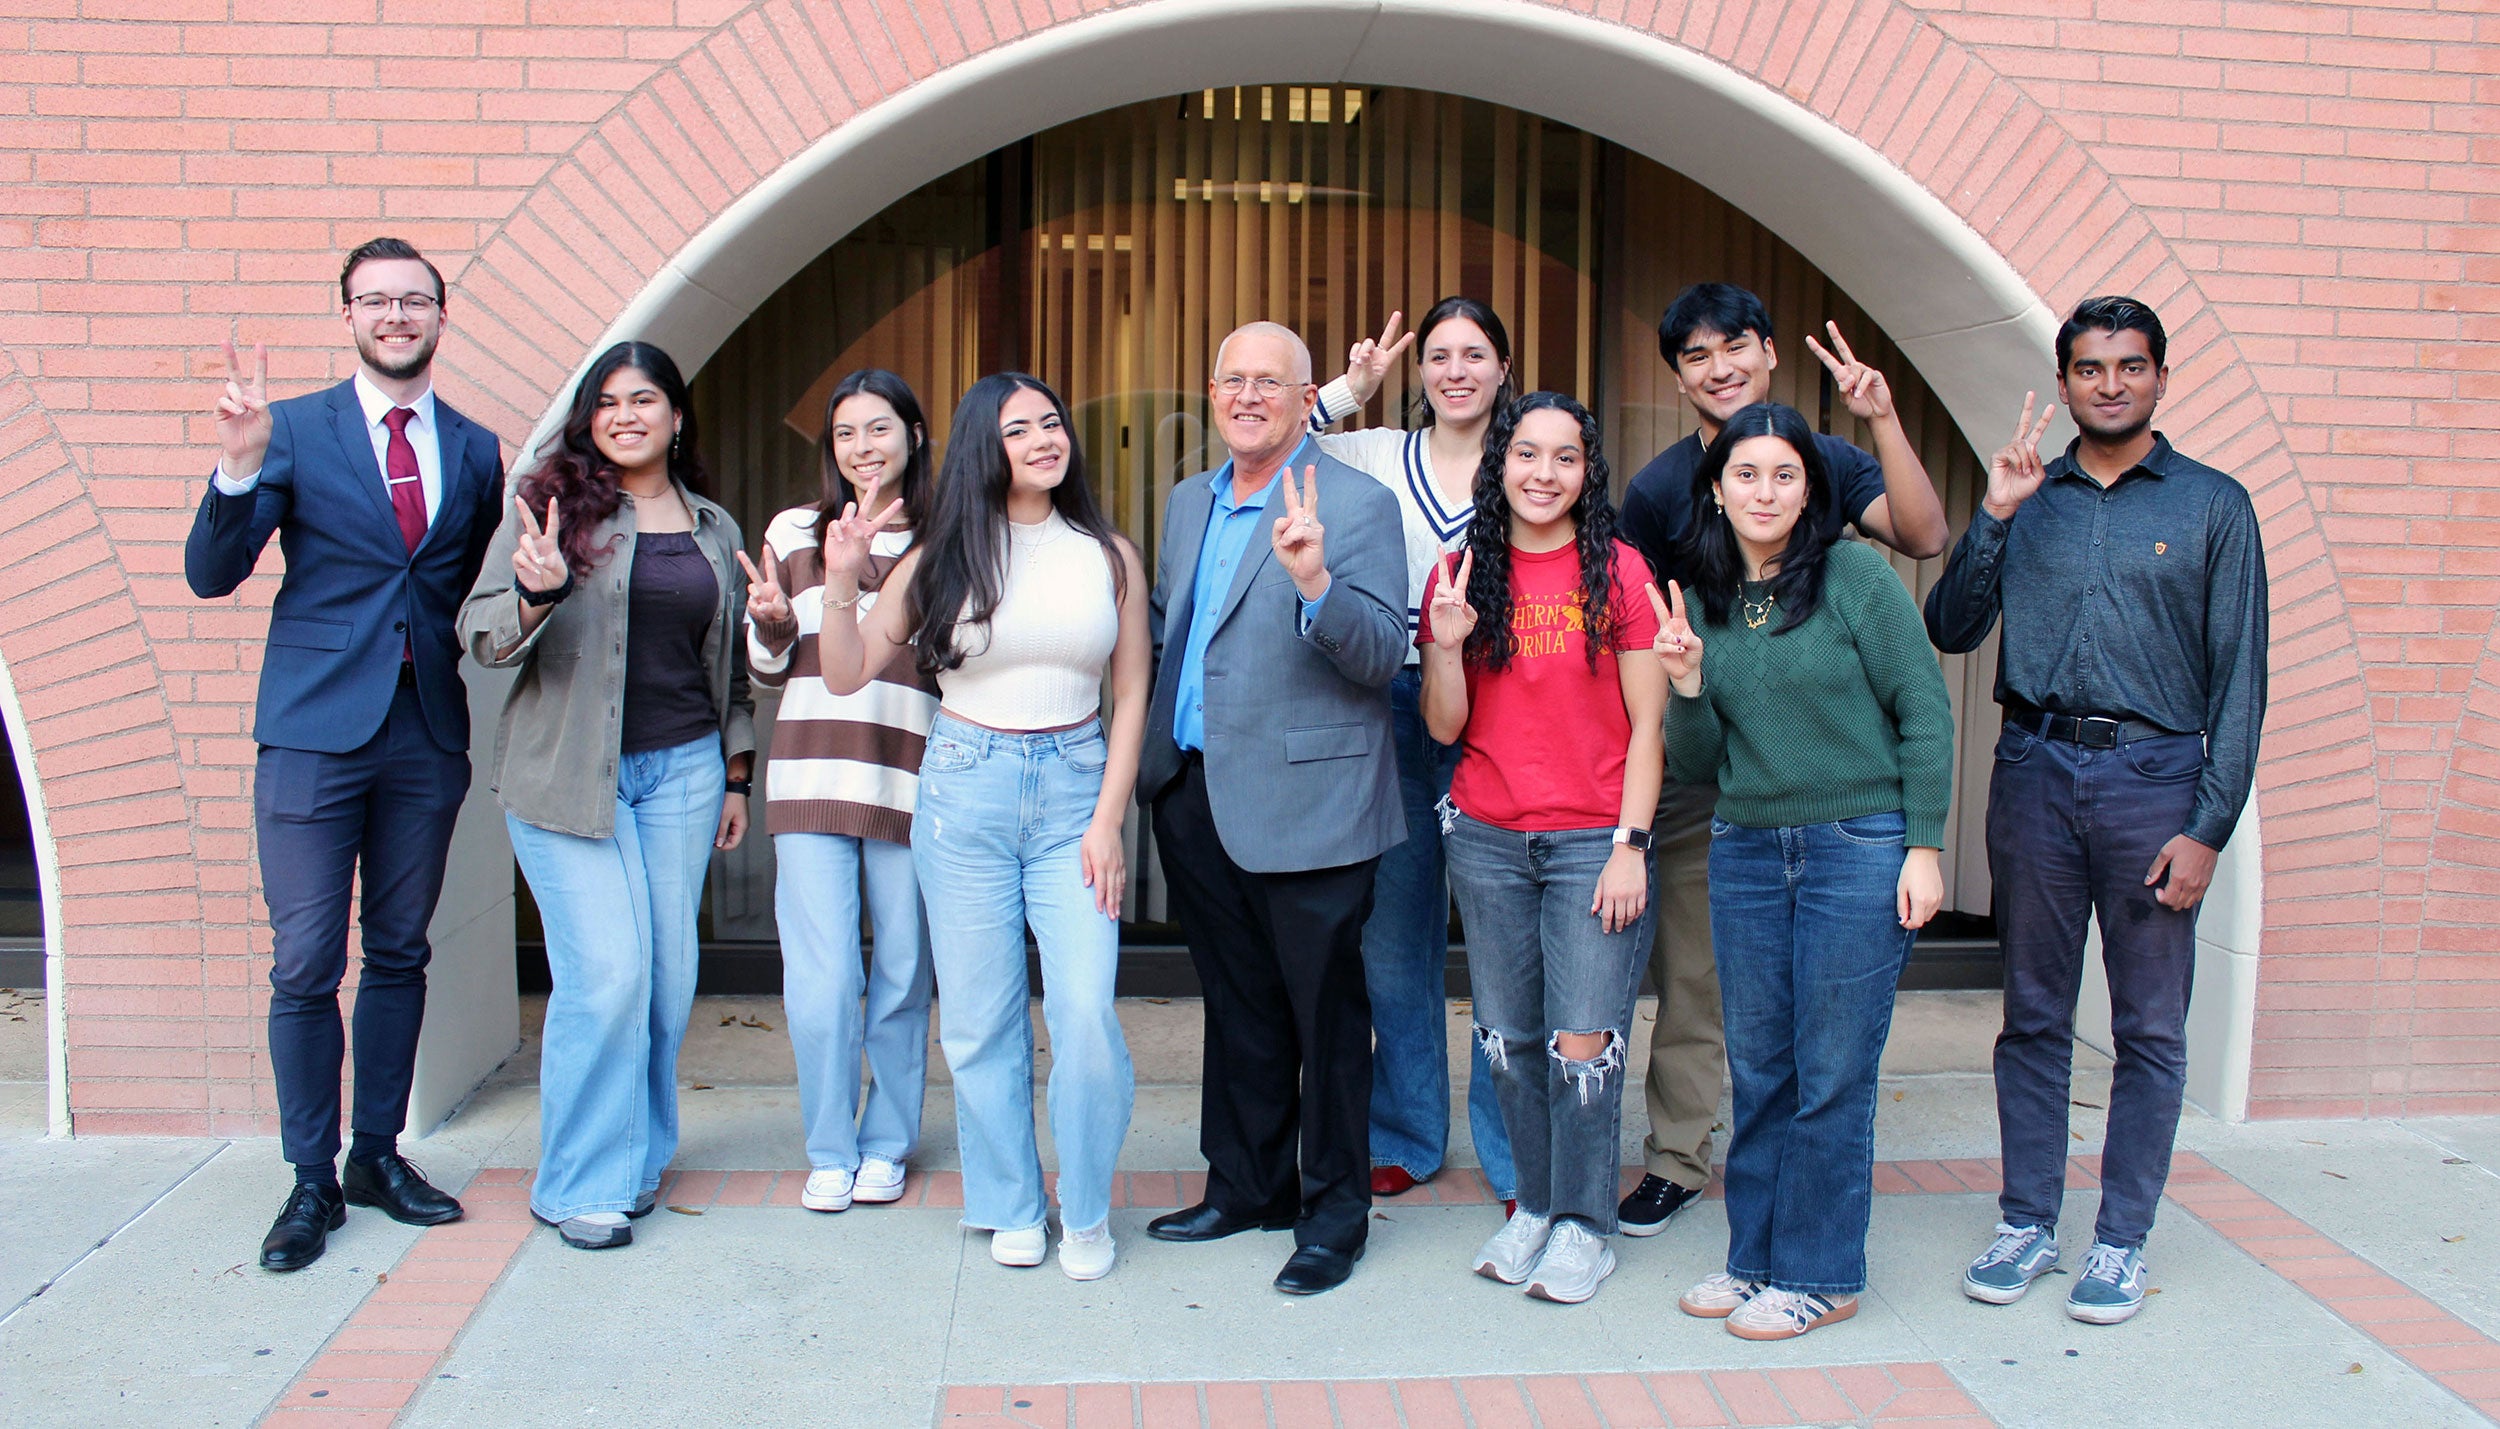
[1140,446,1409,874]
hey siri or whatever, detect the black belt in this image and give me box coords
[2005,702,2184,750]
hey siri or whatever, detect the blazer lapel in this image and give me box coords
[326,383,401,542]
[415,403,476,557]
[1161,476,1216,634]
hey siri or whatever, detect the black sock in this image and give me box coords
[348,1131,395,1166]
[294,1161,339,1192]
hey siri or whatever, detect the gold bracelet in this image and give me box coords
[824,590,861,611]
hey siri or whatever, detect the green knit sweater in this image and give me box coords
[1666,540,1956,846]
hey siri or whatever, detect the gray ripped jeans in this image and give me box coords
[1444,805,1653,1231]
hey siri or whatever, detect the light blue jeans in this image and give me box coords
[913,712,1134,1236]
[508,736,723,1222]
[775,832,932,1173]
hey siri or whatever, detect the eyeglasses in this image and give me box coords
[1214,374,1303,398]
[349,293,440,317]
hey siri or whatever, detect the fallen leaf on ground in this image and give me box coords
[2071,1099,2103,1109]
[2345,1364,2364,1375]
[1892,1091,1904,1102]
[2300,1138,2325,1145]
[1145,997,1170,1005]
[2443,1158,2470,1165]
[688,1083,714,1091]
[666,1205,703,1216]
[720,1015,736,1026]
[2322,1171,2348,1179]
[2443,1234,2465,1243]
[741,1016,775,1031]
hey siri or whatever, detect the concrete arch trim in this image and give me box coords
[429,0,2384,1113]
[0,350,207,1137]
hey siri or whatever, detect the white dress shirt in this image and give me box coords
[214,371,445,525]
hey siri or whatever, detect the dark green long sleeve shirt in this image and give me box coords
[1921,434,2268,851]
[1667,540,1956,847]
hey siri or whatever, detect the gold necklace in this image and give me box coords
[1742,589,1777,630]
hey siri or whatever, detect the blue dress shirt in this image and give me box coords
[1173,436,1327,753]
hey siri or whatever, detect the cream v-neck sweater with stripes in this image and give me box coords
[746,506,940,845]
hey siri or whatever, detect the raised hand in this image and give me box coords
[1981,391,2058,521]
[736,546,791,627]
[1270,464,1329,598]
[1804,320,1895,423]
[1342,310,1416,407]
[1425,548,1478,650]
[820,478,904,586]
[1648,580,1704,695]
[512,495,566,593]
[214,337,273,476]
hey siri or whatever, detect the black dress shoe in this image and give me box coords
[1273,1243,1363,1295]
[1617,1173,1699,1237]
[260,1182,346,1273]
[1146,1201,1296,1243]
[342,1154,464,1226]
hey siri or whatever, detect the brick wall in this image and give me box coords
[0,0,2491,1129]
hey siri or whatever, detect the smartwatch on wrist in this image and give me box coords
[1613,825,1654,852]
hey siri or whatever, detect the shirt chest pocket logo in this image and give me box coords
[2154,541,2167,555]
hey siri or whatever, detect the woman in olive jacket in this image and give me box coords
[460,340,755,1252]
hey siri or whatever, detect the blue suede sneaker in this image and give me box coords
[2067,1241,2147,1324]
[1963,1222,2060,1304]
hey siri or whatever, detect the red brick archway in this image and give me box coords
[0,0,2486,1127]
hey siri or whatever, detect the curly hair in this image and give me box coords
[1459,390,1622,674]
[515,341,709,578]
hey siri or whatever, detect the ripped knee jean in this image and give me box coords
[1444,807,1652,1232]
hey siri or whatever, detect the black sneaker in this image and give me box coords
[1617,1174,1698,1237]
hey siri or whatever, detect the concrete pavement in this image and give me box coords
[1,990,2494,1427]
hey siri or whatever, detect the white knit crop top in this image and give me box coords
[938,510,1120,729]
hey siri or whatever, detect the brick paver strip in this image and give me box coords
[2162,1151,2500,1424]
[253,1155,2500,1426]
[937,1366,1996,1426]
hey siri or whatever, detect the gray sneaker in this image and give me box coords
[534,1209,631,1250]
[2067,1241,2147,1324]
[1471,1209,1554,1285]
[1964,1222,2059,1304]
[1522,1218,1616,1304]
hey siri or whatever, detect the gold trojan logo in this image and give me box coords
[2155,542,2168,555]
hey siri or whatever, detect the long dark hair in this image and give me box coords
[906,372,1125,677]
[1460,391,1621,673]
[1408,295,1514,430]
[815,368,933,537]
[1677,401,1836,634]
[517,340,708,577]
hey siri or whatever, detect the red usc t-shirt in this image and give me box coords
[1419,539,1661,831]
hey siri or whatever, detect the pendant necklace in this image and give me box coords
[1742,588,1777,630]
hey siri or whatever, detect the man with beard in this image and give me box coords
[187,238,508,1271]
[1926,296,2268,1326]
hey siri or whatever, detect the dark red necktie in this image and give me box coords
[381,406,427,554]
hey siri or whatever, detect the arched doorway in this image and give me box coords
[457,0,2264,1123]
[0,649,66,1138]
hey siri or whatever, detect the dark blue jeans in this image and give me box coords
[255,682,469,1167]
[1989,724,2204,1250]
[1444,812,1650,1230]
[1711,810,1915,1296]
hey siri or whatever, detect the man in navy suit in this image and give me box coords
[187,238,507,1271]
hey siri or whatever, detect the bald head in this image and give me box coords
[1215,321,1313,384]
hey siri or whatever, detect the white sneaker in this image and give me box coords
[991,1224,1048,1267]
[1059,1221,1116,1281]
[1471,1209,1554,1285]
[801,1167,855,1212]
[1679,1271,1765,1319]
[1726,1286,1857,1341]
[1521,1219,1616,1304]
[853,1157,907,1204]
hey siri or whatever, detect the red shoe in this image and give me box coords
[1503,1199,1518,1220]
[1369,1166,1419,1197]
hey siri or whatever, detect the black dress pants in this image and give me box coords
[1153,755,1378,1252]
[254,680,470,1166]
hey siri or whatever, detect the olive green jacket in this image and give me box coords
[459,482,756,838]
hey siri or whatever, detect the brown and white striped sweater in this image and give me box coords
[745,506,940,845]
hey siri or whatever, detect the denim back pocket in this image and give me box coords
[1832,809,1908,846]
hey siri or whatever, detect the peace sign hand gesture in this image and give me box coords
[214,337,273,476]
[819,475,904,587]
[1270,464,1331,600]
[1425,549,1477,650]
[512,496,566,594]
[736,546,791,627]
[1343,310,1417,407]
[1804,320,1895,424]
[1981,391,2058,521]
[1648,580,1704,696]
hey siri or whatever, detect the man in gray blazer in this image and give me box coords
[1140,322,1410,1296]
